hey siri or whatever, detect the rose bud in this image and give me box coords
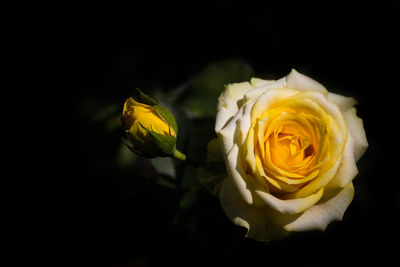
[121,89,182,159]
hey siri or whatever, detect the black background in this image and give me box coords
[6,1,399,266]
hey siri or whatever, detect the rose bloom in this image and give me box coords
[198,69,368,240]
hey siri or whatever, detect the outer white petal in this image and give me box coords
[326,130,358,190]
[243,77,287,101]
[225,144,254,205]
[285,69,328,95]
[219,175,289,241]
[327,92,357,112]
[282,183,354,231]
[343,108,368,161]
[250,77,276,87]
[218,97,259,156]
[218,105,245,155]
[215,82,253,132]
[253,187,324,214]
[237,98,254,145]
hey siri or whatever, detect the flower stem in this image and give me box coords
[172,149,187,161]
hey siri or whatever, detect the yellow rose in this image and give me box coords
[122,97,177,158]
[198,69,368,240]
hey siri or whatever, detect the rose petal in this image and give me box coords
[243,78,287,102]
[343,108,368,161]
[218,87,261,154]
[326,130,358,190]
[219,176,289,241]
[253,187,324,214]
[285,69,328,95]
[281,183,354,231]
[237,98,255,145]
[253,88,299,117]
[225,144,254,205]
[250,77,276,87]
[215,82,253,132]
[285,91,347,134]
[327,92,357,112]
[244,125,257,173]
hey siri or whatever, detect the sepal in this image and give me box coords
[135,88,158,106]
[154,104,178,135]
[148,129,177,156]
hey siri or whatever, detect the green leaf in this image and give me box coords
[154,104,178,135]
[179,60,254,118]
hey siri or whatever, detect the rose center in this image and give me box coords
[269,131,314,167]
